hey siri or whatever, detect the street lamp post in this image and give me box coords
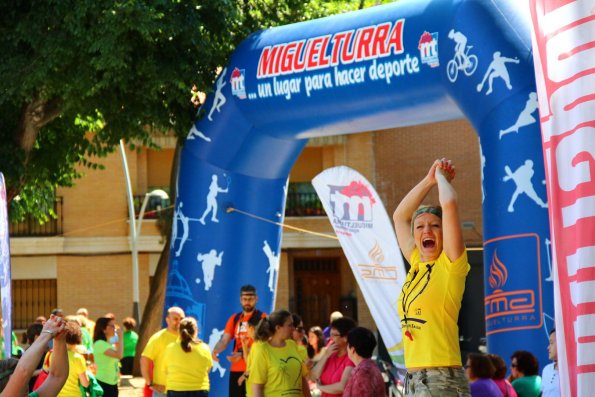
[119,139,169,324]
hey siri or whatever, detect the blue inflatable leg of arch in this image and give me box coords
[165,1,553,394]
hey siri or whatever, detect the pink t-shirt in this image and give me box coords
[320,352,354,397]
[493,378,518,397]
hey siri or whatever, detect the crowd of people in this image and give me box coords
[0,159,561,397]
[0,309,139,397]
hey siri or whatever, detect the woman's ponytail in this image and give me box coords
[178,317,199,352]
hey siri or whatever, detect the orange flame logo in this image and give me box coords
[368,241,385,264]
[489,250,508,289]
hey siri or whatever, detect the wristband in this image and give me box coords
[41,330,54,337]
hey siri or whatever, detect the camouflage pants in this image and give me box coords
[404,367,470,397]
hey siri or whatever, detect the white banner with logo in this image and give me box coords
[0,173,13,359]
[312,166,407,367]
[529,1,595,396]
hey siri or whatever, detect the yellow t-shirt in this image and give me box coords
[141,329,178,386]
[397,248,470,368]
[245,341,263,397]
[163,340,212,392]
[56,348,87,397]
[296,344,308,362]
[250,339,307,397]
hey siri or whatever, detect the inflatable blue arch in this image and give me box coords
[165,0,553,394]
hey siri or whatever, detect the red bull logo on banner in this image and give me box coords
[327,181,376,236]
[484,234,543,335]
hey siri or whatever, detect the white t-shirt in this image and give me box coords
[541,362,560,397]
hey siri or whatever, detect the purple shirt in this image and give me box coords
[343,359,386,397]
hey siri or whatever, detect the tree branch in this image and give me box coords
[16,96,63,152]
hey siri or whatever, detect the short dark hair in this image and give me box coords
[122,317,137,331]
[549,327,556,336]
[511,350,539,376]
[291,313,302,328]
[64,320,83,345]
[468,353,495,379]
[331,317,357,336]
[240,285,256,295]
[487,353,508,379]
[26,323,44,345]
[347,327,376,358]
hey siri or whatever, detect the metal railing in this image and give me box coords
[9,197,63,237]
[285,191,325,217]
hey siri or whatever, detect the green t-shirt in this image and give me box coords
[81,326,93,354]
[123,330,139,358]
[512,375,542,397]
[93,339,119,385]
[29,392,39,397]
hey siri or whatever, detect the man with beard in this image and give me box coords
[141,306,185,397]
[212,285,267,397]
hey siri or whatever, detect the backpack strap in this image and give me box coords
[231,312,243,352]
[231,310,263,352]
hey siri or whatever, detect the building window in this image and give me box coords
[11,279,57,329]
[286,183,325,217]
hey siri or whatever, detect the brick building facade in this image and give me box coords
[10,119,484,348]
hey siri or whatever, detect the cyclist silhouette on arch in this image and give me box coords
[447,29,478,82]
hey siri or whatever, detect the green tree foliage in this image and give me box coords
[1,0,393,221]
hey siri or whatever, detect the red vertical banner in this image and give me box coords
[529,1,595,396]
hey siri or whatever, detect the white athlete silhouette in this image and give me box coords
[197,249,223,291]
[208,328,227,377]
[449,29,468,67]
[173,202,190,257]
[476,51,519,95]
[199,174,229,225]
[208,68,227,121]
[262,240,279,292]
[446,29,478,83]
[187,124,211,142]
[499,92,538,139]
[502,159,548,213]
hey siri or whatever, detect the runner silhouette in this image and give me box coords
[208,68,228,121]
[187,124,211,142]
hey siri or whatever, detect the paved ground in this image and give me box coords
[119,376,145,397]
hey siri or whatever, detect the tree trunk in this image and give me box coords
[133,138,182,376]
[7,96,63,203]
